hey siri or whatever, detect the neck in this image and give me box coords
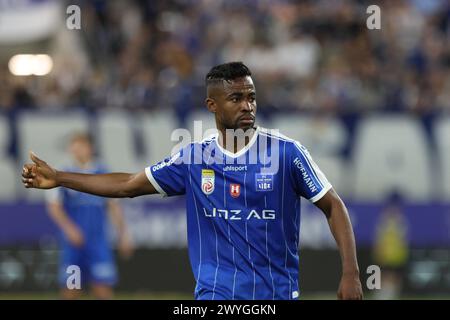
[217,125,257,154]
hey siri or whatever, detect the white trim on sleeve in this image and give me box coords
[45,187,62,204]
[145,166,167,197]
[309,183,332,203]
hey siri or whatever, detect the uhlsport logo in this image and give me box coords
[230,183,241,198]
[201,169,215,195]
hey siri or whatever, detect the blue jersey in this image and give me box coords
[48,162,110,243]
[47,162,117,286]
[145,127,331,300]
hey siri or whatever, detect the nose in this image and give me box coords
[242,100,253,112]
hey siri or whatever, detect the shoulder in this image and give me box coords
[188,131,218,150]
[163,132,218,166]
[258,127,305,151]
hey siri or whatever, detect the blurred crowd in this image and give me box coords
[0,0,449,123]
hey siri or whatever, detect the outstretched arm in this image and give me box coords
[314,188,363,300]
[22,152,156,198]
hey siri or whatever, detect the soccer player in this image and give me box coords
[46,133,133,299]
[22,62,363,300]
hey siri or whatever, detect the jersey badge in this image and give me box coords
[201,169,215,195]
[230,183,241,198]
[255,173,273,191]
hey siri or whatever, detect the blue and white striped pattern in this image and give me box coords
[147,127,332,300]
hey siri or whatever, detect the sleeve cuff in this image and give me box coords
[45,188,62,203]
[145,167,168,197]
[309,183,332,203]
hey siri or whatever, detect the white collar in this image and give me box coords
[214,127,260,158]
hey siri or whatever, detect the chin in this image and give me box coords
[244,124,256,131]
[237,122,255,131]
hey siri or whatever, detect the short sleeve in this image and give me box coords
[46,187,63,203]
[95,163,109,174]
[144,147,188,197]
[290,141,332,203]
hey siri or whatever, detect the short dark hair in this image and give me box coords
[205,62,252,87]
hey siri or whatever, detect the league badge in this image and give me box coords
[201,169,215,195]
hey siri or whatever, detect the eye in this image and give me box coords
[232,98,239,103]
[249,97,255,103]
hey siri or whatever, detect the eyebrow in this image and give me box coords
[227,92,243,98]
[226,91,256,99]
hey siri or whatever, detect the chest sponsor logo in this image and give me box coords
[203,207,276,220]
[201,169,215,195]
[255,173,273,191]
[230,183,241,198]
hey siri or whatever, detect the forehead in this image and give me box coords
[222,76,255,93]
[70,137,91,146]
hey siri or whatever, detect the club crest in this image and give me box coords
[230,183,241,198]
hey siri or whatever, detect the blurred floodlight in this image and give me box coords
[8,55,34,76]
[32,55,53,76]
[8,54,53,76]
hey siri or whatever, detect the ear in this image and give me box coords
[205,98,217,113]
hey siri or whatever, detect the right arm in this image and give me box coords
[47,200,85,247]
[22,152,156,198]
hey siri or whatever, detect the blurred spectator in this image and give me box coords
[0,0,448,118]
[373,192,409,300]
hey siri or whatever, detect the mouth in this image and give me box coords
[239,115,255,124]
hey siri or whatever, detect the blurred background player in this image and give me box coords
[373,192,409,300]
[46,132,133,299]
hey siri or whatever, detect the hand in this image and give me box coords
[337,273,363,300]
[22,151,59,189]
[118,233,134,260]
[64,225,85,247]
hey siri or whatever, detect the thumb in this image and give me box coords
[30,151,44,166]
